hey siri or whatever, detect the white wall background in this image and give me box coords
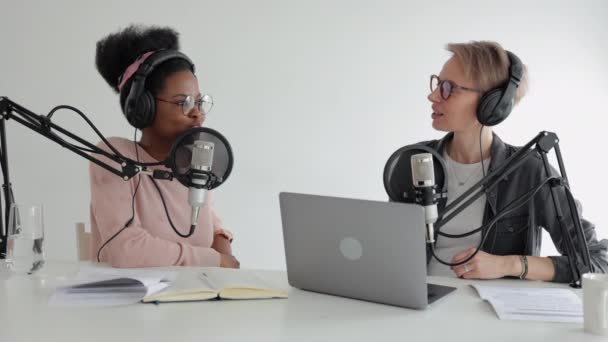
[1,0,606,270]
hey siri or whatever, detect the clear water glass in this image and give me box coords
[4,204,45,274]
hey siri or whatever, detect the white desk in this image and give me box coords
[0,261,604,342]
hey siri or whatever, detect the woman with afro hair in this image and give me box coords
[90,24,239,268]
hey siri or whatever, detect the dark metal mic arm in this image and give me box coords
[0,97,171,257]
[436,131,592,287]
[0,97,144,178]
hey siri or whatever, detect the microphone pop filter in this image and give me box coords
[167,127,234,190]
[383,144,447,203]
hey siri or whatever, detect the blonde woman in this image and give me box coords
[420,41,607,282]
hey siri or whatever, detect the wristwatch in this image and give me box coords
[214,229,234,243]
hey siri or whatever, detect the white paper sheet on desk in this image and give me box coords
[471,285,582,323]
[48,267,176,307]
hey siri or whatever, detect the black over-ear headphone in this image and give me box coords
[123,50,195,129]
[476,51,523,126]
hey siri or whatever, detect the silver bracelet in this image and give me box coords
[519,255,528,280]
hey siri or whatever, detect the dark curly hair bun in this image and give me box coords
[95,24,180,92]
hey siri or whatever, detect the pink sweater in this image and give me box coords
[89,137,224,267]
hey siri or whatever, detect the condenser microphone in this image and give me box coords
[188,140,214,227]
[411,153,439,243]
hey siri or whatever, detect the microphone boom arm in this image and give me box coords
[436,131,592,288]
[0,97,144,179]
[0,97,158,257]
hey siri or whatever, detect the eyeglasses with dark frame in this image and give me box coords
[430,75,482,100]
[156,94,214,115]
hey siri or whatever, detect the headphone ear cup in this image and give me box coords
[126,90,155,129]
[124,96,140,129]
[477,88,506,126]
[138,90,156,128]
[476,50,522,127]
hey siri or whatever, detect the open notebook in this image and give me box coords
[142,267,288,303]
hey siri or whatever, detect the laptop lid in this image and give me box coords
[279,192,430,309]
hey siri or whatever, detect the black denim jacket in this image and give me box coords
[421,132,608,283]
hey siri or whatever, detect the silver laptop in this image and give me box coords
[279,192,455,309]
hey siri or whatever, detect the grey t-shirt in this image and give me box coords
[427,152,490,277]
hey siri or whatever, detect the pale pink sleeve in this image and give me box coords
[212,208,227,232]
[90,143,221,268]
[207,192,232,236]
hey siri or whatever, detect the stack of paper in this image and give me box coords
[471,285,582,323]
[49,267,175,307]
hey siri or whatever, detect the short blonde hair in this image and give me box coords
[447,41,529,105]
